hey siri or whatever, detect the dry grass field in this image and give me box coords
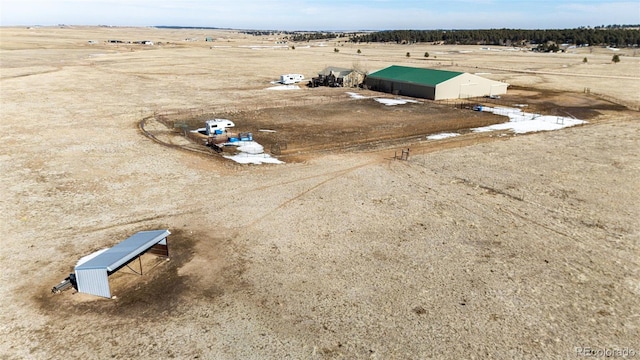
[1,26,639,359]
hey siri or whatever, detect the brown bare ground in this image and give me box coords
[1,26,639,359]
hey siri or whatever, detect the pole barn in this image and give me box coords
[364,65,508,100]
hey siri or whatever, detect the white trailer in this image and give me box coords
[205,119,235,135]
[280,74,305,85]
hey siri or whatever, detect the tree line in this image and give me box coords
[288,32,359,42]
[349,28,640,47]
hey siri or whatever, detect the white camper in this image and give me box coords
[280,74,305,85]
[205,119,235,135]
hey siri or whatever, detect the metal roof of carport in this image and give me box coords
[367,65,463,86]
[75,229,170,272]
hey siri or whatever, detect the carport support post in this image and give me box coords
[139,256,143,276]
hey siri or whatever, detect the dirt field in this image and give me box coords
[1,26,639,359]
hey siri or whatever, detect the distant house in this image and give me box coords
[309,66,365,88]
[364,65,508,100]
[205,37,214,42]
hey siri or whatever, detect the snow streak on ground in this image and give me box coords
[223,140,284,164]
[473,106,587,134]
[266,85,300,90]
[346,92,368,99]
[346,92,419,105]
[223,152,284,164]
[427,132,461,140]
[375,98,420,106]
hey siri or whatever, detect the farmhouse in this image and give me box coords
[309,66,365,88]
[364,65,508,100]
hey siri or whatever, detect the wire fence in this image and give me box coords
[587,89,639,111]
[153,94,349,126]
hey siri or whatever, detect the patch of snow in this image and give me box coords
[266,85,300,90]
[375,98,419,106]
[223,153,284,164]
[473,106,587,134]
[346,92,369,99]
[237,141,264,154]
[346,92,419,106]
[427,132,460,140]
[223,140,284,164]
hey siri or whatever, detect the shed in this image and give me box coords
[74,229,170,298]
[364,65,508,100]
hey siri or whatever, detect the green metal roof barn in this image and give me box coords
[365,65,508,100]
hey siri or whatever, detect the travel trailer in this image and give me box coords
[205,119,235,135]
[280,74,304,85]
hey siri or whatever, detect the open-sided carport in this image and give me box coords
[74,229,170,298]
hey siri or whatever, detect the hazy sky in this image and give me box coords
[1,0,638,30]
